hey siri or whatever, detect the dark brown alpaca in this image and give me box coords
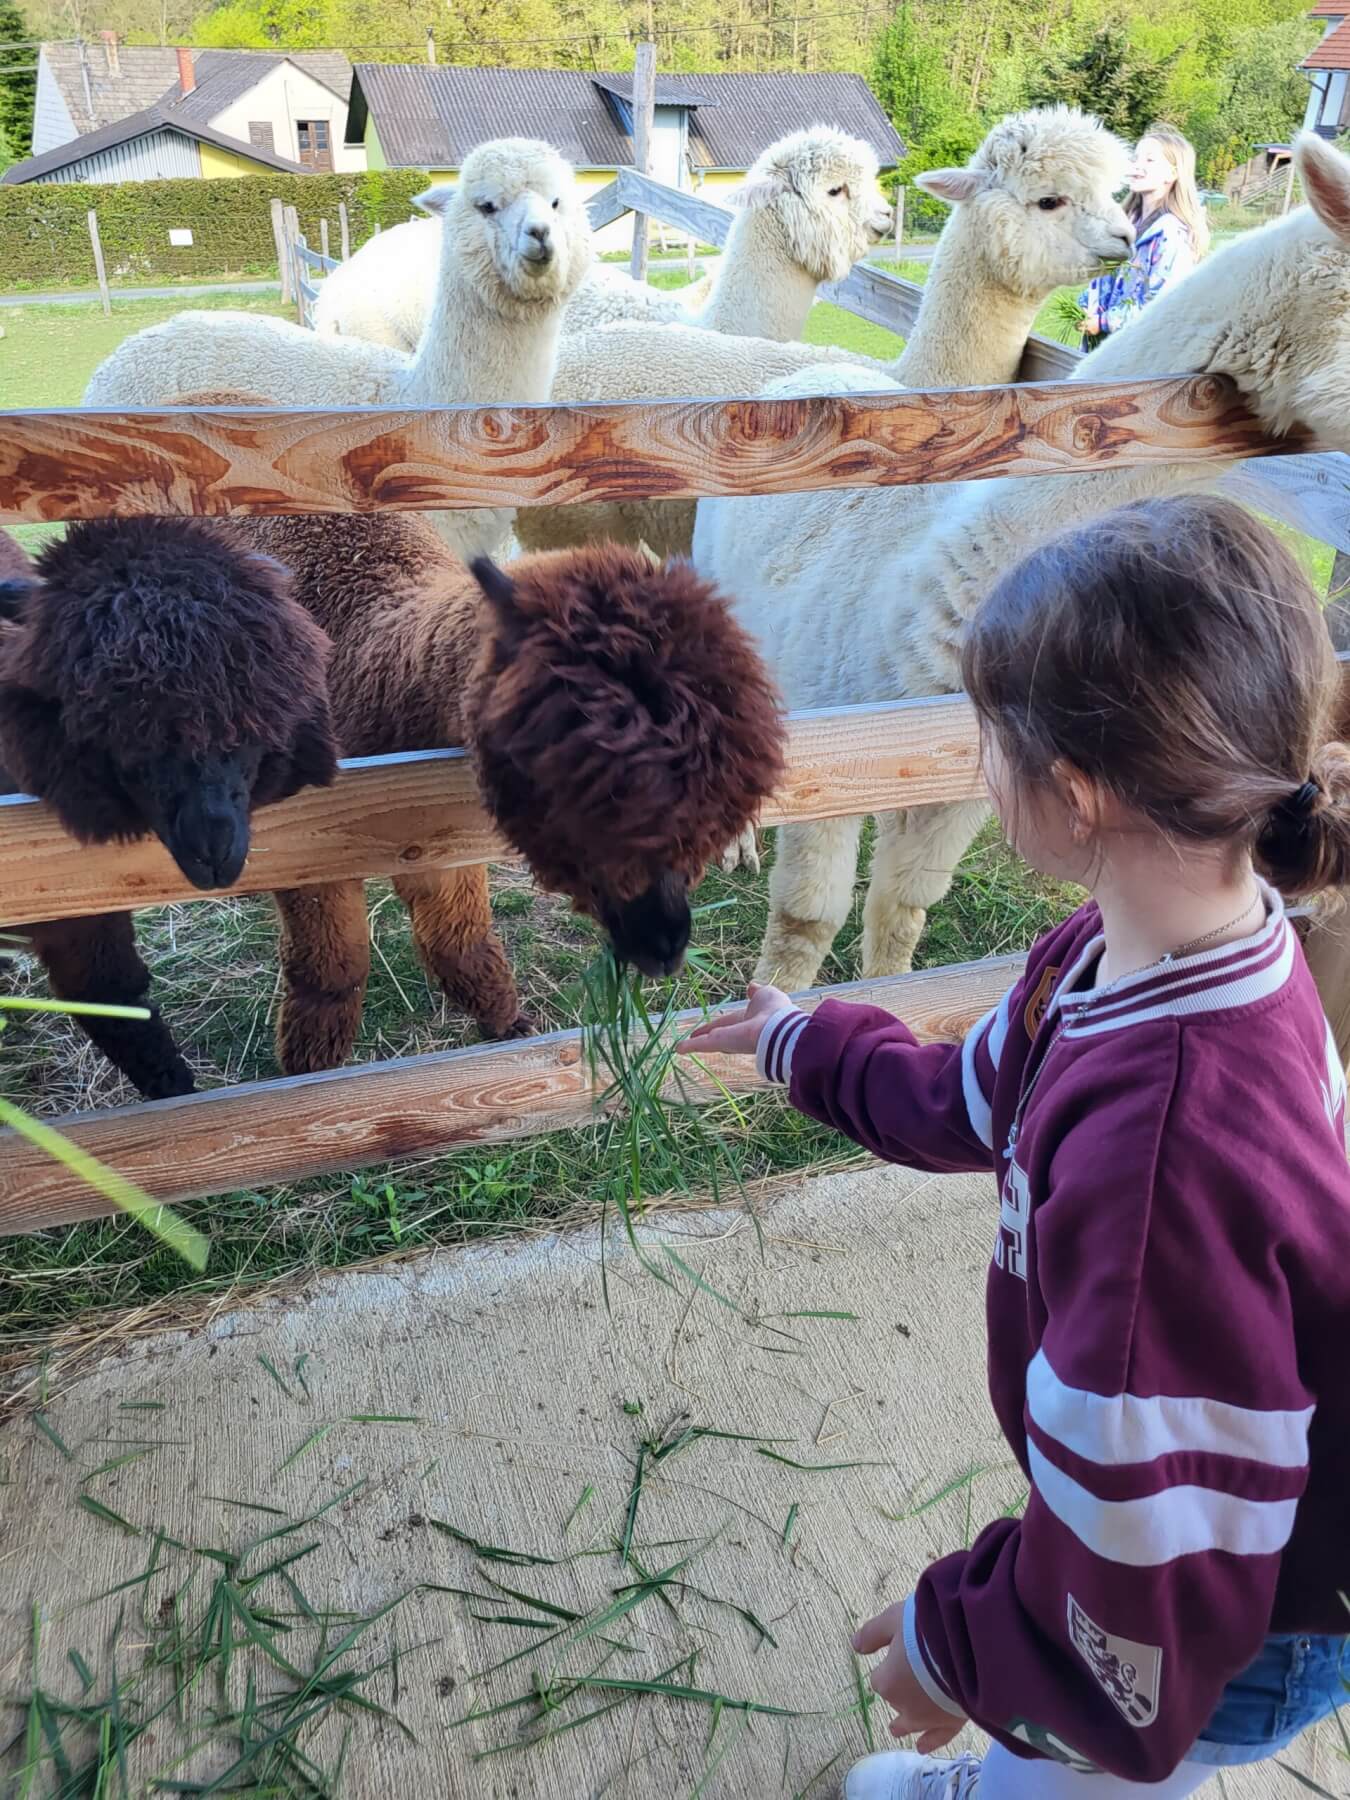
[212,503,785,1076]
[0,519,338,1098]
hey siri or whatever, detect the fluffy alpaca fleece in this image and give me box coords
[894,105,1130,388]
[82,139,593,560]
[0,517,338,1098]
[315,126,889,354]
[693,132,1350,992]
[524,108,1131,562]
[316,225,696,349]
[202,485,784,1074]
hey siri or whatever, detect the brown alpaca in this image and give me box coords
[0,519,338,1098]
[194,457,784,1075]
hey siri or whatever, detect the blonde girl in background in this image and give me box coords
[1081,124,1209,345]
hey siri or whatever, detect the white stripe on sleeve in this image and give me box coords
[1027,1443,1298,1568]
[1026,1350,1313,1471]
[960,1005,996,1149]
[902,1593,965,1717]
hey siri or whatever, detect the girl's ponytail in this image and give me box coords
[1257,742,1350,898]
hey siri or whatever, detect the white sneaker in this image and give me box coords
[843,1750,982,1799]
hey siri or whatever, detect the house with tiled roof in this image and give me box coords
[4,39,363,185]
[346,63,904,246]
[1303,0,1350,137]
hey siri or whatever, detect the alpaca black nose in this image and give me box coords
[165,788,250,891]
[603,873,692,980]
[523,221,554,263]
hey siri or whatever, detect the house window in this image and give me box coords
[296,119,333,171]
[248,121,275,153]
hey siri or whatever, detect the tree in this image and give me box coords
[1030,23,1177,141]
[0,0,35,161]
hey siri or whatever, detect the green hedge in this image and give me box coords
[0,168,432,289]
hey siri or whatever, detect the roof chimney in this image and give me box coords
[99,30,120,76]
[176,46,195,94]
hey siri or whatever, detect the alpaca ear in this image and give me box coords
[470,557,527,642]
[0,681,142,838]
[914,167,993,206]
[730,169,791,210]
[253,697,340,809]
[1296,133,1350,242]
[414,184,456,218]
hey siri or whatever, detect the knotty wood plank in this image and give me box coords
[0,954,1020,1232]
[0,695,983,927]
[0,375,1301,526]
[584,178,629,233]
[616,167,732,247]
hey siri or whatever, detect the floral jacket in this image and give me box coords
[1079,210,1195,340]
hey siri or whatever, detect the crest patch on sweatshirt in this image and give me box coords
[1023,964,1060,1039]
[1067,1595,1162,1728]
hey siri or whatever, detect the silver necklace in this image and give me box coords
[1003,888,1263,1165]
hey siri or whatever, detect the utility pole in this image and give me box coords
[629,40,656,283]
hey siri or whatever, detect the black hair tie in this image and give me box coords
[1275,779,1322,831]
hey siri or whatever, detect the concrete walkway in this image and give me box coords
[0,280,282,308]
[0,1165,1336,1796]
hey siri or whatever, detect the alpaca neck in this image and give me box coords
[895,211,1040,389]
[698,209,820,341]
[399,254,564,404]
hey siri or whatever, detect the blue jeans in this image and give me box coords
[1188,1633,1347,1767]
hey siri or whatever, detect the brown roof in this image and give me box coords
[347,64,904,172]
[1304,17,1350,66]
[40,43,352,137]
[1308,1,1346,16]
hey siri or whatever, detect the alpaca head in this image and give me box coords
[730,126,894,283]
[466,548,785,978]
[0,518,338,890]
[1083,134,1350,452]
[917,106,1133,296]
[416,138,592,316]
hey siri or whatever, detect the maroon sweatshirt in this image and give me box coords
[756,889,1350,1780]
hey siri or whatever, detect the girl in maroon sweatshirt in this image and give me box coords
[681,497,1350,1798]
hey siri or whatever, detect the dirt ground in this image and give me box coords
[0,1164,1340,1796]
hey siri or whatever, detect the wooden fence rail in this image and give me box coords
[0,696,982,927]
[0,376,1306,527]
[0,957,1019,1234]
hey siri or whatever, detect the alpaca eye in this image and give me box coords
[1037,196,1065,212]
[476,200,497,216]
[551,197,559,209]
[828,184,847,197]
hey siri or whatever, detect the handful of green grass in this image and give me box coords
[1046,290,1088,347]
[0,981,208,1269]
[579,914,750,1299]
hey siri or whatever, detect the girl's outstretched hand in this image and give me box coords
[676,982,794,1059]
[853,1603,967,1752]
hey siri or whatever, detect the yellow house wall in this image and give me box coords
[198,143,275,179]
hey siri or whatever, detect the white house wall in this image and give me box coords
[208,61,364,172]
[31,50,78,156]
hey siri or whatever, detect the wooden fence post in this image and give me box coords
[320,217,330,262]
[338,201,350,261]
[629,40,656,283]
[283,204,302,321]
[893,183,905,250]
[86,209,110,316]
[270,197,291,302]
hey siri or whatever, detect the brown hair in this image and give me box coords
[960,496,1350,898]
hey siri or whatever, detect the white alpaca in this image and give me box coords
[525,106,1132,561]
[83,139,593,561]
[314,126,890,354]
[693,133,1350,991]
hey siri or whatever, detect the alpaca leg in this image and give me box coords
[394,866,534,1041]
[273,882,371,1075]
[24,913,195,1099]
[754,816,865,992]
[861,800,991,977]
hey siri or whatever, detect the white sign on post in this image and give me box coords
[168,228,193,246]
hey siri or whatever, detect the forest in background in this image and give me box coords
[0,0,1324,191]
